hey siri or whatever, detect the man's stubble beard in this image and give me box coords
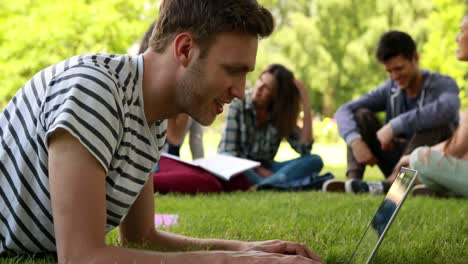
[176,60,212,125]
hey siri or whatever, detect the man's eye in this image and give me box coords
[226,67,242,75]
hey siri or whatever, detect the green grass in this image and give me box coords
[2,136,466,263]
[3,192,467,263]
[148,192,467,264]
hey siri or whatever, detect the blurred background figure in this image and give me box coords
[218,64,324,189]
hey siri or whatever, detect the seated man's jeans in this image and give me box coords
[244,154,323,186]
[347,108,454,180]
[410,147,468,197]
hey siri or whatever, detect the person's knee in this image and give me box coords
[354,108,373,123]
[409,146,432,182]
[355,108,372,116]
[301,153,324,171]
[410,146,431,166]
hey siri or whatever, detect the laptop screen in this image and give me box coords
[349,167,418,264]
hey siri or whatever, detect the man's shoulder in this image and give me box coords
[350,79,393,100]
[69,53,131,74]
[424,70,458,90]
[51,53,133,87]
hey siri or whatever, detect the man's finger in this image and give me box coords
[304,247,324,263]
[260,241,287,253]
[286,243,323,263]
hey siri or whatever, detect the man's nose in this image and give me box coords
[231,77,246,100]
[390,71,400,81]
[231,83,245,100]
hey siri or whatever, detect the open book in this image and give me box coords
[160,153,260,181]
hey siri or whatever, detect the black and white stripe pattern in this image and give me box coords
[0,54,167,254]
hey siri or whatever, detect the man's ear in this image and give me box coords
[412,52,419,63]
[173,33,197,67]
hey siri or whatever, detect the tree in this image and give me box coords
[254,0,433,116]
[0,0,159,108]
[420,0,468,107]
[2,0,466,114]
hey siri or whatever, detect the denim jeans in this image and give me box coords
[347,109,454,179]
[244,154,323,186]
[410,146,468,197]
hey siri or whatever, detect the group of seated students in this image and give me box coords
[142,20,468,198]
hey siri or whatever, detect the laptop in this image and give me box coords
[348,167,418,264]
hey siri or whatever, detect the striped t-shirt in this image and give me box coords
[0,54,167,254]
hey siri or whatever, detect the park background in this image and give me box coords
[1,0,467,263]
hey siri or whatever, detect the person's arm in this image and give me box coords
[167,114,190,146]
[335,82,389,164]
[49,131,322,264]
[120,164,246,252]
[335,81,389,145]
[294,79,313,145]
[284,80,313,155]
[388,76,460,137]
[350,138,378,165]
[48,129,181,263]
[122,179,322,259]
[441,112,468,158]
[188,119,205,159]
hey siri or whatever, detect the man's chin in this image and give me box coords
[192,114,216,126]
[397,83,407,90]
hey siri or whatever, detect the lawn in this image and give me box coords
[2,133,467,263]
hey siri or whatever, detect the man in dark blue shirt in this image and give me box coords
[325,31,460,194]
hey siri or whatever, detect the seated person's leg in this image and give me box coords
[403,125,455,155]
[243,169,265,186]
[153,156,223,194]
[167,143,182,156]
[410,147,468,197]
[258,154,323,186]
[347,108,399,179]
[340,125,456,195]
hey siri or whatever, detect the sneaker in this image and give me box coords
[345,179,385,195]
[322,179,346,192]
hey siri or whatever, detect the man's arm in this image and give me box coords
[49,129,321,264]
[120,168,245,252]
[335,82,389,165]
[48,129,223,263]
[389,77,460,137]
[335,82,389,145]
[122,183,323,262]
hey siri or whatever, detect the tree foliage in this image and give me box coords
[420,0,468,106]
[253,0,434,116]
[0,0,159,108]
[1,0,467,114]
